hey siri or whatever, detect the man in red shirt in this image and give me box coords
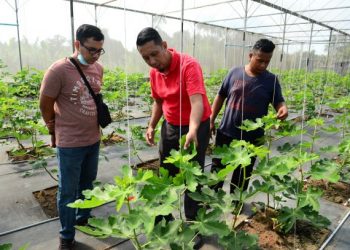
[136,27,211,247]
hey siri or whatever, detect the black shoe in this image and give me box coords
[154,214,174,225]
[193,233,204,250]
[76,215,94,226]
[59,237,75,250]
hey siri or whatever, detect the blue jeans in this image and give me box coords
[57,141,100,240]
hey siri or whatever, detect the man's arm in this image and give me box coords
[145,98,163,146]
[210,94,225,136]
[184,94,203,149]
[39,94,56,147]
[275,102,288,120]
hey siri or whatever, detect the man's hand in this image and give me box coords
[145,126,156,146]
[50,134,56,148]
[45,119,56,148]
[184,129,198,150]
[276,103,288,120]
[210,119,216,138]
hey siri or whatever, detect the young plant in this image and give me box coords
[68,136,259,249]
[211,139,268,227]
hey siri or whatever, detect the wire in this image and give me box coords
[122,0,131,167]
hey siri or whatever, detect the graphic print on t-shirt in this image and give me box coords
[70,75,100,117]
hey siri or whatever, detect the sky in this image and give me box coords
[1,0,349,54]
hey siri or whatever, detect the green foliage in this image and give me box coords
[8,68,43,98]
[0,243,29,250]
[68,135,259,249]
[0,244,12,250]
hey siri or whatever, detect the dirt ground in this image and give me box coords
[306,179,350,206]
[239,208,330,250]
[33,185,58,218]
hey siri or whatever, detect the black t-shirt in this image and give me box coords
[218,66,284,140]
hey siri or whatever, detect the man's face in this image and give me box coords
[249,50,273,75]
[78,37,104,64]
[137,40,170,72]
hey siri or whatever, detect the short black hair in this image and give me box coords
[76,24,104,44]
[136,27,163,47]
[252,39,275,53]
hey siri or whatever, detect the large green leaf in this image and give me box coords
[191,208,230,237]
[239,118,264,131]
[297,186,323,211]
[68,196,107,209]
[218,231,259,250]
[309,159,340,183]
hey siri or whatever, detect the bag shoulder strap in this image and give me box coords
[69,57,98,104]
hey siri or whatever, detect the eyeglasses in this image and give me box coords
[81,43,105,55]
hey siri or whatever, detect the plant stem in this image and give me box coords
[43,164,58,182]
[126,199,142,250]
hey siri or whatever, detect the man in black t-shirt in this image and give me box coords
[210,38,288,193]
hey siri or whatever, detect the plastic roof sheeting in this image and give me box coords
[74,0,350,43]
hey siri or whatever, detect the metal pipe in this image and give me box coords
[68,0,284,42]
[14,0,22,70]
[0,217,59,237]
[279,13,287,75]
[251,0,350,37]
[306,23,314,72]
[94,5,98,26]
[319,209,350,250]
[241,0,248,66]
[70,0,75,53]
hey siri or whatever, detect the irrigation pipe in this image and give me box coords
[319,209,350,250]
[0,217,59,237]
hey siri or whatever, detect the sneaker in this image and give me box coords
[59,237,75,250]
[193,233,204,250]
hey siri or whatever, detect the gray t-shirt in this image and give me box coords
[40,57,103,147]
[218,66,284,139]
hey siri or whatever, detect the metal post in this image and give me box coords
[94,5,98,26]
[241,0,248,66]
[180,0,184,53]
[306,23,314,72]
[279,13,287,74]
[298,43,304,70]
[70,0,75,52]
[325,29,333,73]
[333,34,339,72]
[14,0,22,70]
[285,42,289,70]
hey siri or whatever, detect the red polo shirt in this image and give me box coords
[150,48,211,126]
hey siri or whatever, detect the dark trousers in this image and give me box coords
[159,118,210,220]
[211,130,262,194]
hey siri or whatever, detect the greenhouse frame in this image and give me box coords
[0,0,350,250]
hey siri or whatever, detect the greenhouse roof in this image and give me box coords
[72,0,350,44]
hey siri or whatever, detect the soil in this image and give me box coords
[33,159,160,218]
[111,111,127,121]
[134,158,160,171]
[205,142,215,156]
[305,179,350,206]
[101,132,126,146]
[239,208,330,250]
[33,185,58,218]
[7,144,54,162]
[7,146,46,162]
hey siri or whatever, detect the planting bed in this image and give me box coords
[239,207,330,250]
